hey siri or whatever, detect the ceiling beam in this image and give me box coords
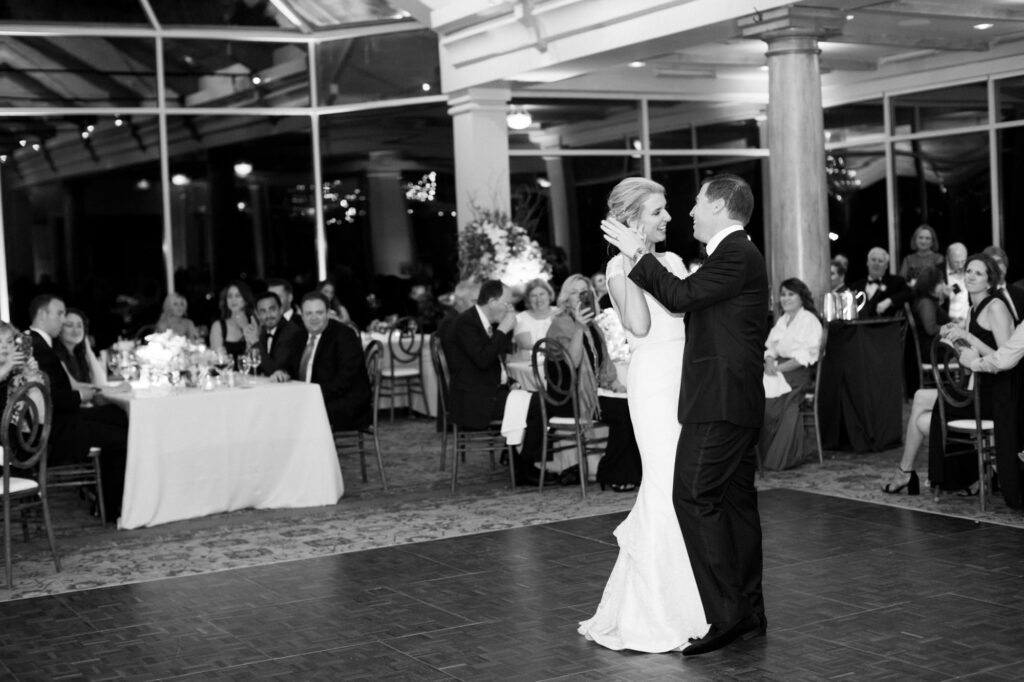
[863,1,1024,23]
[828,31,990,51]
[19,37,144,105]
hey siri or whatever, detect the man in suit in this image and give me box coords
[446,280,514,431]
[28,294,128,519]
[243,291,305,381]
[602,173,769,656]
[945,242,969,323]
[849,247,912,317]
[298,292,372,431]
[267,277,302,330]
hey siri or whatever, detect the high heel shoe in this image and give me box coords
[882,468,920,495]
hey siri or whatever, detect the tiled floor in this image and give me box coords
[2,488,1023,680]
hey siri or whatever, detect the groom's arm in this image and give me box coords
[629,246,746,314]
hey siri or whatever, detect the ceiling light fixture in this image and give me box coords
[974,23,994,30]
[628,61,646,68]
[506,106,532,130]
[421,83,431,92]
[31,143,40,151]
[136,178,150,190]
[846,14,854,20]
[234,161,254,178]
[251,75,262,85]
[171,173,191,186]
[114,115,124,127]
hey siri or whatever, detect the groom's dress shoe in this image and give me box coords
[682,613,764,657]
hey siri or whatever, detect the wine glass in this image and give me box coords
[239,351,253,377]
[247,347,261,377]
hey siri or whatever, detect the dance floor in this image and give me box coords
[3,488,1023,680]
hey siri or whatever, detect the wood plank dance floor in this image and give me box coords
[2,488,1023,680]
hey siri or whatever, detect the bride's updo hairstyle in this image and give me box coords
[606,177,666,226]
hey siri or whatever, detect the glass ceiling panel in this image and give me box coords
[0,36,158,108]
[0,0,149,24]
[287,0,406,28]
[316,29,438,106]
[148,0,300,30]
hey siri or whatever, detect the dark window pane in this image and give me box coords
[648,101,695,150]
[508,99,639,151]
[0,0,148,24]
[149,0,297,29]
[825,99,884,142]
[316,30,439,106]
[892,83,988,133]
[995,74,1024,123]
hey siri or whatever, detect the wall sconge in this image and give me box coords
[506,106,532,130]
[234,161,254,178]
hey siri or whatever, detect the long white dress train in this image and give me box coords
[577,252,709,653]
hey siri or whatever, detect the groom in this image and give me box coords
[602,173,769,656]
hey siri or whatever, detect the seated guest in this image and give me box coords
[829,260,848,293]
[945,242,969,323]
[243,291,305,382]
[513,278,557,359]
[155,292,200,340]
[517,274,631,487]
[982,245,1024,323]
[266,277,302,329]
[898,224,944,286]
[0,320,44,410]
[909,266,950,359]
[209,280,258,363]
[317,278,352,324]
[447,279,515,431]
[850,247,912,317]
[29,295,128,519]
[758,278,823,470]
[54,308,107,386]
[298,292,372,430]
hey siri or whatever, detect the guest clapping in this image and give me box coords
[758,279,822,470]
[155,292,200,340]
[209,280,258,362]
[514,278,557,359]
[898,224,943,286]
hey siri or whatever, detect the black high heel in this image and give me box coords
[882,469,920,495]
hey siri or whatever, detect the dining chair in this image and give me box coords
[334,339,388,489]
[47,446,106,525]
[930,337,995,511]
[904,302,952,391]
[799,319,829,465]
[2,379,59,588]
[531,337,606,499]
[379,316,427,422]
[430,334,512,494]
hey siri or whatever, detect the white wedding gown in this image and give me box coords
[577,251,709,652]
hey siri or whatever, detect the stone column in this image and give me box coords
[366,150,414,277]
[447,87,511,231]
[741,7,844,306]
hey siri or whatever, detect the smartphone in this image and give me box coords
[578,290,595,315]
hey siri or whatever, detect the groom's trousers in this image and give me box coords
[672,421,764,627]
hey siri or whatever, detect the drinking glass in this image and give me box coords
[239,352,253,376]
[247,347,261,376]
[212,349,232,376]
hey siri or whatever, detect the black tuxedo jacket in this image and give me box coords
[30,330,83,459]
[629,231,769,428]
[849,273,912,317]
[306,320,372,430]
[447,306,512,429]
[258,321,304,378]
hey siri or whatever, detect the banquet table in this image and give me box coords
[107,379,344,529]
[818,318,904,452]
[362,332,438,417]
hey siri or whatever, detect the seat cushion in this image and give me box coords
[947,418,995,432]
[2,477,39,495]
[381,367,421,378]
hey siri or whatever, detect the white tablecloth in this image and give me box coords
[115,381,344,529]
[363,332,438,417]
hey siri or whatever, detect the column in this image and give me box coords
[741,8,844,305]
[366,150,414,276]
[447,87,511,231]
[533,132,572,260]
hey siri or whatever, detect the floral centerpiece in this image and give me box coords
[458,208,550,287]
[134,330,211,385]
[594,309,631,363]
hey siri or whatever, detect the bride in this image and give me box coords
[578,177,709,652]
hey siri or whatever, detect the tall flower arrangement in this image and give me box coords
[458,209,550,287]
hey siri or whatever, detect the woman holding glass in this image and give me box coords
[209,280,258,369]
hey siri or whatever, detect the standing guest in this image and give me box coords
[982,245,1024,323]
[945,242,969,323]
[243,291,305,381]
[899,224,944,286]
[209,280,258,363]
[155,292,200,340]
[829,260,848,293]
[592,271,611,309]
[849,247,912,317]
[298,292,372,430]
[513,278,557,358]
[447,280,514,431]
[54,308,108,386]
[317,278,352,324]
[266,277,302,329]
[29,295,128,520]
[759,278,823,470]
[909,266,950,358]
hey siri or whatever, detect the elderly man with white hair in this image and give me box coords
[849,247,912,317]
[944,242,969,323]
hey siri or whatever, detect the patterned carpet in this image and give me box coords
[2,416,1021,602]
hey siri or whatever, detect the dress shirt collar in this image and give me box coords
[30,326,52,347]
[704,225,745,256]
[474,305,492,335]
